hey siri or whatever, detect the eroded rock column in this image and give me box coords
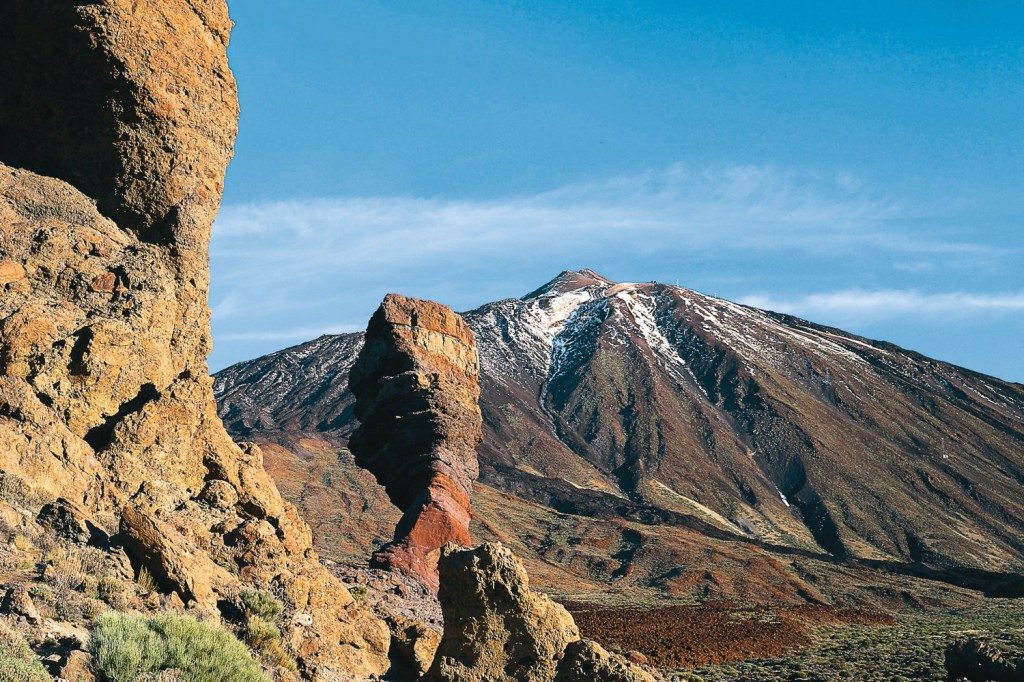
[349,294,483,590]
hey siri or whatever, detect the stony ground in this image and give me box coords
[563,599,1022,681]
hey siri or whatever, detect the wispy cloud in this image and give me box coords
[208,163,1017,370]
[740,289,1024,324]
[213,164,906,267]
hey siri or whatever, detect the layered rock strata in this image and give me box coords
[348,294,483,590]
[0,1,388,677]
[427,543,654,682]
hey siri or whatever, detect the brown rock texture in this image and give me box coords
[555,640,656,682]
[348,294,483,590]
[426,543,652,682]
[0,1,388,678]
[388,614,443,679]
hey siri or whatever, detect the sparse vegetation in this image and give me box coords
[136,565,157,594]
[348,583,368,602]
[90,612,269,682]
[53,589,107,622]
[236,588,295,671]
[27,583,53,603]
[238,588,283,621]
[98,576,133,610]
[0,472,47,509]
[243,616,296,671]
[0,621,50,682]
[42,546,87,591]
[688,602,1023,681]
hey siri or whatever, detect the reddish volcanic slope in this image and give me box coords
[215,270,1024,599]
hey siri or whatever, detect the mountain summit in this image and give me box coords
[215,271,1024,599]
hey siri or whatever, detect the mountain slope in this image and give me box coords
[215,270,1024,593]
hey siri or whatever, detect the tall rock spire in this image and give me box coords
[349,294,483,590]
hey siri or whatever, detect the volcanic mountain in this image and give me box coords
[214,270,1024,601]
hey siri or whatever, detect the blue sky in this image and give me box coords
[210,1,1024,381]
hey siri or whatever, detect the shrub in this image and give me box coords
[90,612,268,682]
[0,621,50,682]
[42,547,87,591]
[243,616,296,671]
[97,576,133,610]
[136,566,157,594]
[53,590,107,622]
[27,583,53,603]
[243,616,280,650]
[12,534,34,552]
[348,584,368,602]
[0,472,46,508]
[238,588,283,621]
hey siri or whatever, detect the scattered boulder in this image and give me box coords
[2,584,41,624]
[0,260,25,285]
[37,498,98,544]
[197,478,239,509]
[349,294,483,590]
[57,650,95,682]
[119,495,234,608]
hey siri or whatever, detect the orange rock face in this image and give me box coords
[349,294,483,590]
[0,1,389,677]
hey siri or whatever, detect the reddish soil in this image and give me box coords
[562,601,894,669]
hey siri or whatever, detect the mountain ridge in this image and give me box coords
[215,270,1024,599]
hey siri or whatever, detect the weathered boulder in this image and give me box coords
[388,615,443,679]
[426,543,653,682]
[37,498,101,545]
[2,585,41,624]
[349,294,483,590]
[555,640,656,682]
[0,1,389,677]
[58,650,97,682]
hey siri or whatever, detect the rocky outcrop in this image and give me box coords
[348,294,483,590]
[427,543,653,682]
[945,638,1024,682]
[555,640,656,682]
[0,1,388,677]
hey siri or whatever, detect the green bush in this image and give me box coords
[238,588,283,621]
[90,612,268,682]
[243,616,296,671]
[243,616,280,650]
[0,622,50,682]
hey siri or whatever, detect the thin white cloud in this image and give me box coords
[208,163,1017,369]
[214,164,902,262]
[740,289,1024,323]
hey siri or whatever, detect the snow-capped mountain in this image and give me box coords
[215,270,1024,591]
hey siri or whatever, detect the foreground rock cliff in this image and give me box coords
[349,294,483,591]
[0,1,388,678]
